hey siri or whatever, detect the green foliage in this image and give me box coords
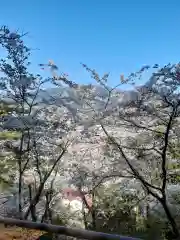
[0,109,8,117]
[0,101,20,189]
[90,186,137,232]
[169,142,180,159]
[0,131,21,140]
[52,215,68,226]
[0,102,15,115]
[155,125,165,138]
[0,154,16,189]
[166,142,180,183]
[88,186,173,239]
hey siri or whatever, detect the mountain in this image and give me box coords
[1,84,142,130]
[1,76,180,226]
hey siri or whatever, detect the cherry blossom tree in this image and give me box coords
[80,63,180,239]
[0,26,72,221]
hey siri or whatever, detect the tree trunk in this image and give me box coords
[18,172,22,219]
[91,208,96,230]
[28,185,37,222]
[24,182,44,219]
[160,198,179,239]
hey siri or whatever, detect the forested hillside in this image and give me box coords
[1,25,180,239]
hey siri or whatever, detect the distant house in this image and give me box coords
[61,188,92,211]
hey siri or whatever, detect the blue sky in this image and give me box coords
[0,0,180,87]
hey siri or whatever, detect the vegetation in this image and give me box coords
[1,25,180,239]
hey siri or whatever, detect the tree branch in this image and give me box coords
[101,123,162,200]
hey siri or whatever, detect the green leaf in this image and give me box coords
[0,131,21,140]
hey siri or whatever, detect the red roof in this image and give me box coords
[62,188,92,208]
